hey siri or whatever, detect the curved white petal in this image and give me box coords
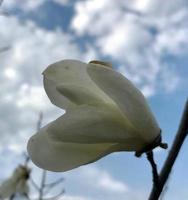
[87,64,160,142]
[27,124,118,172]
[47,104,140,144]
[43,77,73,110]
[43,60,114,110]
[56,84,104,106]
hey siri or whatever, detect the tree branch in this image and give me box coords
[43,188,65,200]
[36,111,43,131]
[39,170,47,200]
[148,99,188,200]
[146,151,159,187]
[30,177,40,192]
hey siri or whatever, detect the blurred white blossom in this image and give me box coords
[0,165,30,199]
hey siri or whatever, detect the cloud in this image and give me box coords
[71,0,188,96]
[2,0,45,11]
[77,165,129,193]
[154,25,188,56]
[0,15,94,148]
[62,165,147,200]
[2,0,73,12]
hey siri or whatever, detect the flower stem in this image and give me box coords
[146,151,159,187]
[148,99,188,200]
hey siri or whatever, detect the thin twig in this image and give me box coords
[23,153,30,167]
[43,188,65,200]
[30,177,40,192]
[44,178,64,196]
[39,171,47,200]
[148,99,188,200]
[44,178,64,188]
[146,151,159,187]
[37,111,43,131]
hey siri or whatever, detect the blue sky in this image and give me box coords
[0,0,188,199]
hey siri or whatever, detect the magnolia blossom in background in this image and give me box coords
[27,59,165,172]
[0,165,30,199]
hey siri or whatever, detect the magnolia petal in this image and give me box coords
[43,77,73,110]
[56,84,104,106]
[43,60,114,110]
[27,124,117,172]
[87,64,160,142]
[47,104,139,144]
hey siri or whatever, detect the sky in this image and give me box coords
[0,0,188,199]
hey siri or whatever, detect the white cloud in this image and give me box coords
[6,144,23,154]
[64,165,146,200]
[154,26,188,55]
[15,85,48,110]
[78,166,129,193]
[4,67,17,79]
[160,66,180,92]
[135,0,187,16]
[71,0,110,35]
[97,173,128,193]
[2,0,71,12]
[71,0,188,96]
[2,0,45,11]
[0,15,90,148]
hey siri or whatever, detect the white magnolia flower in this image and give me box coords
[27,60,166,172]
[0,165,30,199]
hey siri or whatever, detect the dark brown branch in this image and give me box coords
[146,151,159,187]
[148,99,188,200]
